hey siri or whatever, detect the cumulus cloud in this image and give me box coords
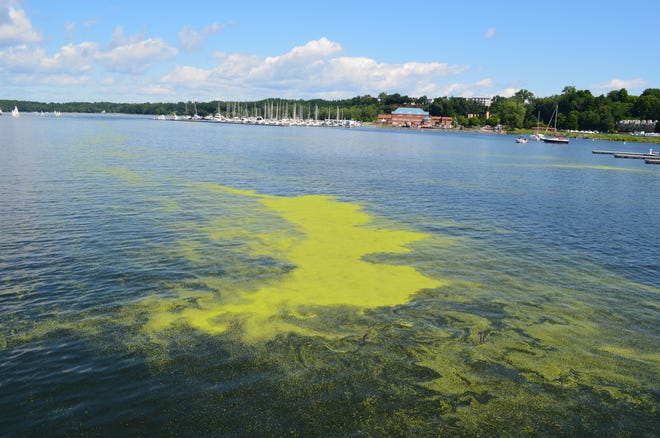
[0,43,48,72]
[593,78,646,92]
[98,36,178,74]
[322,58,467,96]
[161,65,211,84]
[161,37,468,99]
[442,78,497,97]
[141,84,173,95]
[0,0,40,46]
[178,21,224,52]
[212,51,261,77]
[248,37,342,81]
[484,27,496,39]
[41,42,98,72]
[495,87,517,98]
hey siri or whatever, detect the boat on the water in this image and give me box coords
[541,105,569,144]
[516,136,528,144]
[11,106,19,117]
[542,135,569,144]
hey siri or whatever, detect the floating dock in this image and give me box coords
[592,149,660,164]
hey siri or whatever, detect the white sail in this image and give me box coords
[11,106,19,117]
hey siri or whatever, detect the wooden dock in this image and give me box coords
[592,149,660,164]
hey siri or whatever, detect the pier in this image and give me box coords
[592,149,660,165]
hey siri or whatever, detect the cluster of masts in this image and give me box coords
[155,100,362,128]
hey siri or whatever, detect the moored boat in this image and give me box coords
[541,105,569,144]
[542,135,569,144]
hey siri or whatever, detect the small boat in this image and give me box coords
[541,105,569,144]
[516,136,528,144]
[11,106,19,117]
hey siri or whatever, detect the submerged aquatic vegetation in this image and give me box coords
[132,184,444,343]
[2,143,657,435]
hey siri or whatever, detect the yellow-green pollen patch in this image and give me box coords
[140,185,443,342]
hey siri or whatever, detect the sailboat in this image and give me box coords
[11,106,19,117]
[541,105,569,144]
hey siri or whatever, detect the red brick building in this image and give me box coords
[378,107,453,128]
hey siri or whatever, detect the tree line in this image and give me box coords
[2,86,659,132]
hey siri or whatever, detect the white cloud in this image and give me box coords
[40,74,92,86]
[442,78,499,97]
[161,65,211,84]
[178,21,223,52]
[41,42,98,72]
[211,51,261,77]
[0,0,40,46]
[495,87,517,98]
[484,27,496,39]
[593,78,646,92]
[248,37,342,80]
[141,84,173,95]
[162,38,469,99]
[474,78,494,88]
[0,43,44,71]
[322,58,467,96]
[97,37,178,74]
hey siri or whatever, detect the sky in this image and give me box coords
[1,0,658,103]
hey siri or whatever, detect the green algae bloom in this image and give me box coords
[137,184,444,342]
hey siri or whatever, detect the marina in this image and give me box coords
[155,102,362,128]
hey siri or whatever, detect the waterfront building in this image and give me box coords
[378,107,453,128]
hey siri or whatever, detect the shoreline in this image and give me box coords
[367,123,660,144]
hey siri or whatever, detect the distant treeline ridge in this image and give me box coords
[2,86,659,132]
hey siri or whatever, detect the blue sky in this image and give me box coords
[1,0,658,102]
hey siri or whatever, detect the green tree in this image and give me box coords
[486,115,500,126]
[607,88,629,103]
[579,110,601,131]
[566,110,579,130]
[514,89,535,103]
[495,99,526,128]
[632,90,660,120]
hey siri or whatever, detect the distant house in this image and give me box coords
[377,107,452,128]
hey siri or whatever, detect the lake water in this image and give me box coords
[1,113,658,436]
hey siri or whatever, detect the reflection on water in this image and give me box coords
[0,114,658,435]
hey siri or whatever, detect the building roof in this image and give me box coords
[392,107,429,116]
